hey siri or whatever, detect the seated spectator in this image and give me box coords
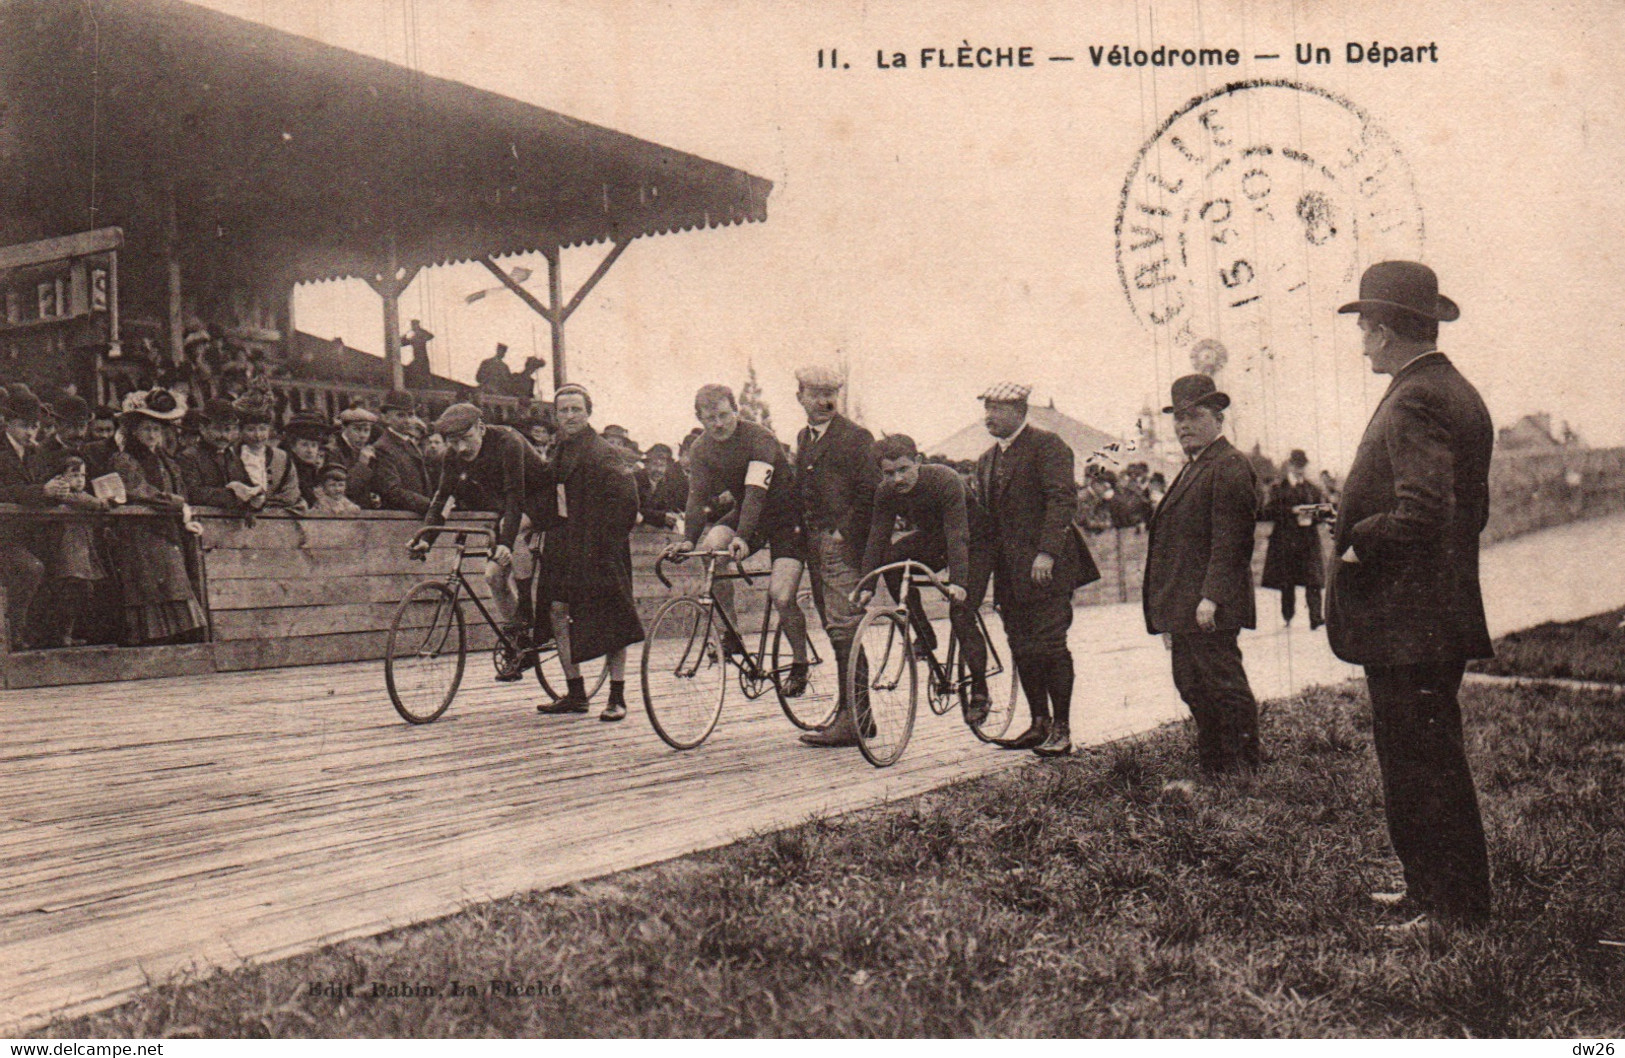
[372,390,434,514]
[332,407,380,508]
[309,462,362,515]
[0,388,56,648]
[283,413,336,507]
[178,399,251,512]
[89,405,118,447]
[35,450,109,647]
[109,389,207,645]
[233,392,304,512]
[638,443,688,530]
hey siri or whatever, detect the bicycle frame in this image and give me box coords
[654,549,795,687]
[851,559,1003,706]
[407,525,525,654]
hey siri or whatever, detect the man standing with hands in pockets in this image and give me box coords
[1327,261,1494,930]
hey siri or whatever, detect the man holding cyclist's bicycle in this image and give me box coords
[856,434,994,728]
[662,384,812,698]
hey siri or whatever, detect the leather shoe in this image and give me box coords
[800,710,860,747]
[1377,913,1434,936]
[536,693,590,715]
[962,691,990,729]
[599,699,627,722]
[993,718,1048,750]
[1033,723,1072,757]
[780,661,809,699]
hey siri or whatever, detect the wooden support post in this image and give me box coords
[544,245,566,390]
[382,236,403,392]
[165,185,184,366]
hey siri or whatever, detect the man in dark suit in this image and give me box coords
[372,390,434,514]
[1143,374,1262,774]
[177,399,252,511]
[792,364,879,747]
[976,383,1099,756]
[1327,261,1494,927]
[0,389,62,648]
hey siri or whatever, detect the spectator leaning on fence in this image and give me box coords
[110,389,208,646]
[333,406,380,509]
[372,390,434,515]
[283,413,336,508]
[178,399,250,512]
[233,392,305,512]
[0,388,56,649]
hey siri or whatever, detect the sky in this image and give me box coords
[195,0,1625,470]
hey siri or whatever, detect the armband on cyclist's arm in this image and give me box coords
[736,460,774,541]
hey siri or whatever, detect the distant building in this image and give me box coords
[1498,412,1583,452]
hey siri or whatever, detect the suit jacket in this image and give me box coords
[794,414,877,552]
[0,438,54,550]
[1326,353,1494,666]
[1143,436,1259,634]
[177,441,251,511]
[975,424,1098,607]
[1260,478,1326,589]
[638,465,690,529]
[372,430,433,514]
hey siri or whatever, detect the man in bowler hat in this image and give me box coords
[1143,374,1262,773]
[1261,448,1328,629]
[1328,261,1494,928]
[976,383,1099,757]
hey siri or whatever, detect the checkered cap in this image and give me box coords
[794,364,844,389]
[979,381,1032,404]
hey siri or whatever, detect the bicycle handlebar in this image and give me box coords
[851,559,953,603]
[654,548,756,590]
[406,525,496,556]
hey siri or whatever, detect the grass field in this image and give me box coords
[42,679,1625,1038]
[1471,607,1625,684]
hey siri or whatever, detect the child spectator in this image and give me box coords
[36,451,109,647]
[309,462,362,515]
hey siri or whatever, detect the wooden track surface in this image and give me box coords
[4,512,1622,1032]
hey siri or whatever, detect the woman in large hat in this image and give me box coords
[108,388,207,645]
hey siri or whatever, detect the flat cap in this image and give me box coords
[979,382,1032,404]
[433,402,483,437]
[794,364,844,389]
[336,406,379,425]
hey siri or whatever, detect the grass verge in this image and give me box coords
[42,680,1625,1038]
[1471,606,1625,684]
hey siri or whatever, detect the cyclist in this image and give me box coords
[856,434,993,727]
[415,403,548,682]
[663,383,810,696]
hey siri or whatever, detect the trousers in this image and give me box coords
[1169,630,1260,771]
[1365,657,1491,921]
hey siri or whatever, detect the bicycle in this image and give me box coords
[384,526,608,723]
[845,559,1019,767]
[640,549,833,749]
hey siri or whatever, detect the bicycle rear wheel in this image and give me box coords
[771,615,838,731]
[966,614,1018,742]
[385,581,466,724]
[848,609,917,767]
[641,597,729,749]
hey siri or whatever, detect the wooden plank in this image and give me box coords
[207,574,494,611]
[212,625,498,671]
[2,644,215,690]
[203,547,488,581]
[212,603,441,641]
[200,513,493,552]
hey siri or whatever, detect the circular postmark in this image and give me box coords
[1115,79,1425,360]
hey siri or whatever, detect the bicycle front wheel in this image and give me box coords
[849,609,917,767]
[535,648,611,702]
[385,581,466,724]
[642,597,729,750]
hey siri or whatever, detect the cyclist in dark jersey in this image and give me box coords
[663,383,810,694]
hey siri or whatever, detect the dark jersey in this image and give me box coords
[684,419,794,543]
[862,463,971,589]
